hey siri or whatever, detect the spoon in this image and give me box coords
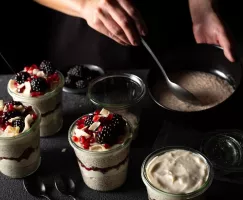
[141,38,201,105]
[23,178,52,200]
[55,175,77,200]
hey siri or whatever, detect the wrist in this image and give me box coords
[189,0,215,24]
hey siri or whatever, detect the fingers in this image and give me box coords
[104,0,140,46]
[96,8,130,45]
[90,17,128,45]
[218,31,235,62]
[118,0,147,36]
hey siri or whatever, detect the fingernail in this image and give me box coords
[141,29,147,36]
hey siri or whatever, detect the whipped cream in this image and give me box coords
[0,100,38,137]
[146,149,209,194]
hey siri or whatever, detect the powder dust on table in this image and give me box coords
[153,71,234,112]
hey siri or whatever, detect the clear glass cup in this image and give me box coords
[0,106,41,178]
[68,115,133,191]
[87,73,146,139]
[141,146,214,200]
[7,71,64,137]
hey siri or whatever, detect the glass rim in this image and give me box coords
[7,71,64,100]
[141,146,214,198]
[87,73,146,109]
[68,114,133,154]
[0,105,41,140]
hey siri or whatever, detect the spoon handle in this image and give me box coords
[42,194,53,200]
[69,195,77,200]
[141,38,169,82]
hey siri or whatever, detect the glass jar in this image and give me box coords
[87,73,146,139]
[0,106,41,178]
[141,146,214,200]
[7,71,64,137]
[68,115,133,191]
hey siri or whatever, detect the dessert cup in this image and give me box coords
[8,71,64,137]
[0,106,41,178]
[141,147,214,200]
[69,116,133,191]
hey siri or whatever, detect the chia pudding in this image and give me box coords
[7,60,64,136]
[153,71,234,112]
[0,100,41,178]
[69,108,132,191]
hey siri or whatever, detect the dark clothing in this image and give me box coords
[4,1,242,73]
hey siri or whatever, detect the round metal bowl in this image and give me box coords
[147,44,242,126]
[62,64,105,94]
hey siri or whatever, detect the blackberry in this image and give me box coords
[96,124,116,145]
[15,72,30,84]
[111,114,125,127]
[75,80,87,89]
[40,60,56,75]
[67,65,84,78]
[2,110,22,123]
[30,77,48,92]
[84,115,93,127]
[12,118,25,132]
[5,101,23,106]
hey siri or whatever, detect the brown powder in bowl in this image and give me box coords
[153,71,234,112]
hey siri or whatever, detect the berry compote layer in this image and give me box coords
[69,108,132,191]
[0,100,41,178]
[7,60,64,137]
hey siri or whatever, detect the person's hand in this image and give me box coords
[80,0,147,46]
[189,0,235,62]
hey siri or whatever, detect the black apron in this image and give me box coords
[1,1,194,73]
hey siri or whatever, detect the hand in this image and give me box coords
[189,0,235,62]
[80,0,147,46]
[192,11,234,62]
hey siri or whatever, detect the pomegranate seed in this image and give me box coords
[94,110,100,115]
[83,142,90,149]
[104,144,110,149]
[27,77,31,82]
[31,92,43,97]
[76,118,86,125]
[106,114,113,121]
[89,137,95,143]
[80,136,86,144]
[17,86,25,93]
[28,69,33,74]
[32,113,37,120]
[14,81,18,87]
[8,104,14,111]
[72,136,79,142]
[78,124,85,129]
[31,64,38,69]
[33,75,38,79]
[93,115,100,122]
[97,126,103,132]
[24,67,29,72]
[5,121,11,126]
[81,116,88,120]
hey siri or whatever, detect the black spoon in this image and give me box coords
[55,175,77,200]
[23,178,52,200]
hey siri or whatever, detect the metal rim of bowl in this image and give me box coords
[63,64,105,94]
[147,44,243,113]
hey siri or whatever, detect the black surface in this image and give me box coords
[1,69,243,200]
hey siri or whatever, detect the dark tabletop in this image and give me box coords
[0,70,243,200]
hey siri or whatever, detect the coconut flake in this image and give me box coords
[21,114,34,133]
[23,82,31,96]
[33,69,40,75]
[88,122,101,131]
[0,100,3,111]
[37,71,46,78]
[75,129,90,138]
[99,108,110,117]
[8,116,21,123]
